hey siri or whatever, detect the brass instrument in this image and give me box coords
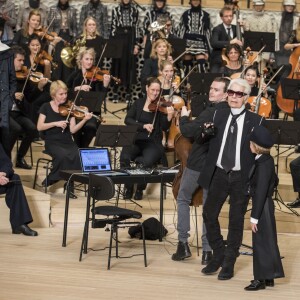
[61,36,86,68]
[148,21,167,42]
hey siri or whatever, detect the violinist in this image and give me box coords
[67,47,110,148]
[37,80,92,188]
[172,77,229,264]
[244,65,268,97]
[158,60,180,96]
[12,9,42,50]
[16,0,48,31]
[141,38,173,94]
[120,77,174,200]
[47,0,78,82]
[7,46,40,169]
[210,6,243,73]
[223,43,244,77]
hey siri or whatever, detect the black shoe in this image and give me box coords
[265,279,274,287]
[16,158,32,170]
[134,189,143,200]
[218,264,234,280]
[244,280,266,291]
[201,251,213,265]
[12,224,38,236]
[171,241,192,261]
[287,198,300,208]
[123,187,133,199]
[201,248,224,275]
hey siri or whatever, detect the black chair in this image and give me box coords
[79,174,147,269]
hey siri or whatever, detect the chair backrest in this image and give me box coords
[89,174,115,201]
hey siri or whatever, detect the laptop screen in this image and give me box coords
[79,148,112,173]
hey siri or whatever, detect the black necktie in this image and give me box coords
[227,27,231,39]
[221,110,245,172]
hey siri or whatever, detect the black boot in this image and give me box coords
[201,251,213,265]
[16,157,32,169]
[171,241,192,261]
[201,246,225,275]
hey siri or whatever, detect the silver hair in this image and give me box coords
[228,78,251,96]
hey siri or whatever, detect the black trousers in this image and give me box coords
[203,167,249,262]
[73,118,99,148]
[0,174,33,229]
[9,111,37,158]
[290,156,300,192]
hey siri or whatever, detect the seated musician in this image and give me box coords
[67,47,110,148]
[141,38,173,94]
[120,77,174,200]
[37,80,92,188]
[0,142,38,236]
[243,65,268,97]
[157,60,180,96]
[223,43,244,77]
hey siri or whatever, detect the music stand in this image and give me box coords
[265,120,300,216]
[69,91,105,114]
[281,78,300,113]
[94,124,140,207]
[168,38,186,60]
[243,31,275,52]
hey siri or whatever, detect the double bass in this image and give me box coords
[276,46,300,115]
[172,83,202,207]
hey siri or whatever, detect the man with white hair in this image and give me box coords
[197,78,264,280]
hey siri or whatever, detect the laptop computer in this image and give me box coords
[79,148,128,176]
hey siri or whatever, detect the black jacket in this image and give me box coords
[197,108,264,192]
[179,101,229,172]
[0,142,14,178]
[210,24,237,66]
[0,49,16,128]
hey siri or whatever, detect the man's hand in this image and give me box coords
[251,222,258,233]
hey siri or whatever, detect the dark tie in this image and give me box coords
[221,113,239,173]
[227,27,232,39]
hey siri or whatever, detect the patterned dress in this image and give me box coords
[177,6,211,55]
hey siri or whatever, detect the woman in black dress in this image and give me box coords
[223,43,243,78]
[120,77,174,200]
[67,47,110,148]
[37,80,92,186]
[244,126,284,291]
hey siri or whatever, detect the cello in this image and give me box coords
[276,46,300,115]
[172,83,203,207]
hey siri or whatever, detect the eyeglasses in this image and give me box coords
[227,89,247,98]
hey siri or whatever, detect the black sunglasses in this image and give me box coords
[227,89,247,98]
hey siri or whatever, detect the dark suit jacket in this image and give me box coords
[197,108,264,193]
[210,24,237,66]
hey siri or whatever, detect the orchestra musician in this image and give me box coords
[172,77,230,264]
[37,80,92,188]
[80,16,106,63]
[120,77,174,201]
[157,60,179,96]
[143,0,172,50]
[244,65,268,97]
[223,43,244,77]
[198,78,264,280]
[177,0,211,74]
[67,47,110,148]
[79,0,108,39]
[12,9,43,50]
[16,0,48,31]
[141,38,173,93]
[210,6,243,73]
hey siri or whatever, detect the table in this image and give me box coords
[60,170,176,247]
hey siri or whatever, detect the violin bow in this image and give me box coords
[88,42,107,87]
[172,46,196,64]
[148,75,168,138]
[168,65,197,99]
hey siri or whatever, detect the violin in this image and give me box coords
[58,100,103,122]
[34,50,58,69]
[16,66,29,80]
[29,71,52,84]
[85,66,121,84]
[148,97,174,114]
[34,27,69,45]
